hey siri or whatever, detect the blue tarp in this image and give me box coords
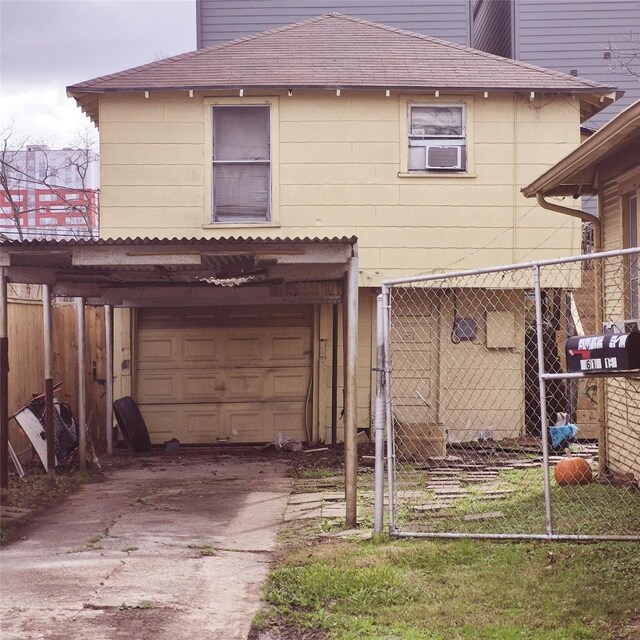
[548,424,579,449]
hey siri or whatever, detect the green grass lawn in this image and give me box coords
[255,537,640,639]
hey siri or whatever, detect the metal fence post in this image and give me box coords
[374,294,385,534]
[381,285,396,533]
[533,265,554,537]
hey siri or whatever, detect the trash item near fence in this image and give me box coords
[164,437,180,453]
[8,442,25,478]
[554,456,593,486]
[548,413,578,451]
[473,429,494,443]
[274,432,303,452]
[12,395,78,471]
[396,420,446,459]
[113,396,152,453]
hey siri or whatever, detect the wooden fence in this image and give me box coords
[8,295,107,463]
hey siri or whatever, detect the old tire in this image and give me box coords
[113,396,152,452]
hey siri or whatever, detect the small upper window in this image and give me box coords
[408,104,466,172]
[212,106,270,223]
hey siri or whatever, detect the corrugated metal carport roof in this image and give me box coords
[0,236,357,307]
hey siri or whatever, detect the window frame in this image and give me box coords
[203,97,280,228]
[211,104,271,224]
[398,96,475,177]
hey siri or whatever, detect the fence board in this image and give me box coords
[8,300,106,463]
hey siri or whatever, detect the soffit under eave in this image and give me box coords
[68,92,99,127]
[579,91,619,123]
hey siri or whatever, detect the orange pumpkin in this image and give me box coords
[554,457,593,486]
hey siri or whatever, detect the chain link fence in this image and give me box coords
[377,248,640,540]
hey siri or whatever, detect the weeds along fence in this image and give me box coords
[376,247,640,541]
[7,291,107,461]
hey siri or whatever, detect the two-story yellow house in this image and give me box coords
[67,14,616,447]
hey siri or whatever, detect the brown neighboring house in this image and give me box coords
[523,99,640,482]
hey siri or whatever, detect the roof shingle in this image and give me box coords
[67,14,615,94]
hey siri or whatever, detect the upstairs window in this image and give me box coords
[408,104,466,172]
[212,106,270,223]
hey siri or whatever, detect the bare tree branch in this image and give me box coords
[0,124,99,240]
[604,33,640,81]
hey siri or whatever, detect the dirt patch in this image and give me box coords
[1,462,103,545]
[248,623,326,640]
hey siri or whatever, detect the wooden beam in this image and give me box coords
[105,305,114,456]
[42,286,55,478]
[72,249,202,266]
[5,268,57,285]
[343,254,359,529]
[76,298,87,470]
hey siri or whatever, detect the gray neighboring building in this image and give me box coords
[472,0,640,128]
[196,0,472,47]
[197,0,640,127]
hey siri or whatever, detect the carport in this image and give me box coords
[0,236,359,526]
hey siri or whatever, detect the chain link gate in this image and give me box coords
[375,247,640,541]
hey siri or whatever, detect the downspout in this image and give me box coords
[535,193,601,252]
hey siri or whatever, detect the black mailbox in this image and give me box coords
[566,333,640,373]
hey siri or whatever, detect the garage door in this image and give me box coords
[135,306,313,444]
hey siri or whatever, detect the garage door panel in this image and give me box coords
[138,405,181,444]
[270,333,311,362]
[269,370,310,399]
[181,334,219,365]
[183,371,221,402]
[272,406,308,439]
[224,335,263,364]
[224,402,307,442]
[137,333,180,369]
[224,371,265,400]
[184,406,222,441]
[225,406,268,441]
[137,372,180,403]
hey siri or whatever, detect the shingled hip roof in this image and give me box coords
[68,13,615,96]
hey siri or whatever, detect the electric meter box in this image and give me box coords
[566,333,640,373]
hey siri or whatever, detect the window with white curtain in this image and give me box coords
[212,106,270,223]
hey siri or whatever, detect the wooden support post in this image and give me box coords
[343,254,358,529]
[105,304,114,455]
[43,285,55,478]
[331,303,339,446]
[76,297,87,470]
[0,272,8,505]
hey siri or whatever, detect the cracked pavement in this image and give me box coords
[0,456,292,639]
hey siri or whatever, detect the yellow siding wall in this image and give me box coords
[99,90,582,285]
[600,180,640,481]
[317,289,375,442]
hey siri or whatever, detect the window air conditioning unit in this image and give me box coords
[425,143,465,170]
[602,319,640,334]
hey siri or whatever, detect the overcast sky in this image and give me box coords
[0,0,196,146]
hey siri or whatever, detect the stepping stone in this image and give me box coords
[396,490,427,499]
[289,492,344,504]
[431,487,468,496]
[284,507,323,521]
[0,506,31,519]
[411,501,453,512]
[464,511,503,521]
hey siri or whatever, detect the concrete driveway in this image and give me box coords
[0,455,292,640]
